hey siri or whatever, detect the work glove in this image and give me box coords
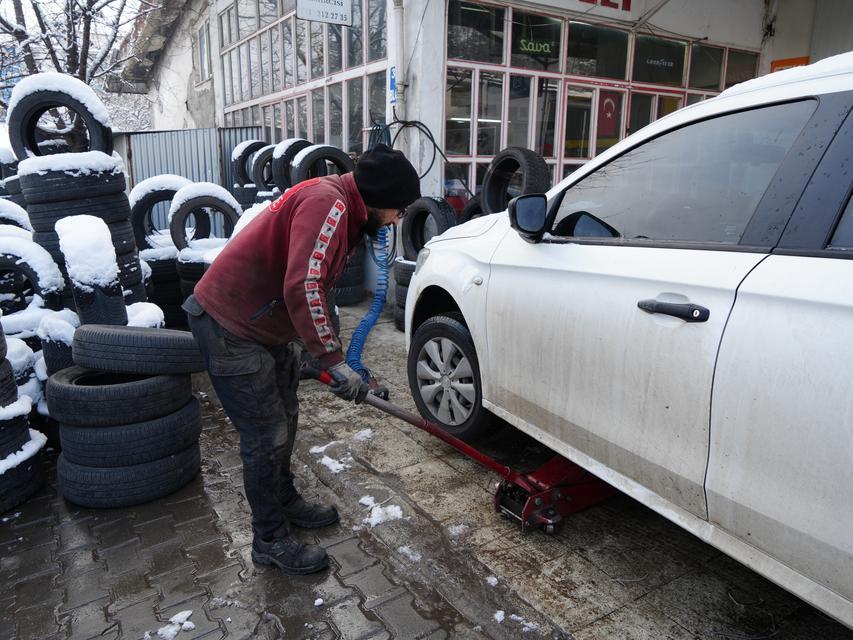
[328,362,368,403]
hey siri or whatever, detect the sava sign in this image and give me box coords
[296,0,353,26]
[519,40,553,54]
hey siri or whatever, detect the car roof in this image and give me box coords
[548,51,853,197]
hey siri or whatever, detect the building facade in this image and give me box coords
[139,0,853,200]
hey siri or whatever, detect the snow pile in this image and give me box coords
[230,201,266,239]
[8,72,112,128]
[352,428,373,442]
[169,183,241,221]
[447,524,468,537]
[0,199,33,231]
[176,238,226,265]
[6,338,35,375]
[55,215,119,289]
[486,576,498,587]
[309,440,341,454]
[360,496,403,527]
[127,302,164,328]
[273,138,305,160]
[139,258,152,281]
[36,308,79,345]
[509,614,538,633]
[154,610,195,639]
[0,428,46,475]
[128,174,191,208]
[0,396,33,422]
[0,224,32,240]
[493,610,505,624]
[313,598,324,608]
[0,238,64,292]
[320,455,349,474]
[397,545,422,562]
[140,245,179,261]
[33,352,48,382]
[231,139,263,162]
[145,229,177,250]
[291,144,328,168]
[18,150,123,177]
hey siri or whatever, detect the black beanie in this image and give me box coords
[354,144,421,209]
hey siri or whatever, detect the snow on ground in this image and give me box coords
[55,215,118,289]
[486,576,498,587]
[447,524,468,537]
[509,613,539,633]
[150,610,195,639]
[0,239,64,292]
[169,183,241,221]
[362,502,403,528]
[397,545,422,562]
[128,174,191,208]
[231,139,263,162]
[308,441,341,454]
[0,428,45,475]
[313,598,324,607]
[493,610,505,624]
[0,199,33,231]
[320,455,349,474]
[18,150,123,177]
[8,72,111,128]
[352,428,373,442]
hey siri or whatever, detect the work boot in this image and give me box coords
[283,496,340,528]
[251,531,328,575]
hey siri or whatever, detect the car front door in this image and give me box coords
[484,99,818,518]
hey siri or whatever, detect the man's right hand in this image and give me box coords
[327,362,368,402]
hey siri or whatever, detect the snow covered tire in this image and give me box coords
[0,414,30,460]
[132,187,210,249]
[271,139,312,190]
[290,145,353,186]
[0,251,63,311]
[251,145,276,191]
[232,140,266,185]
[27,194,131,232]
[72,325,204,374]
[169,195,239,250]
[19,167,125,205]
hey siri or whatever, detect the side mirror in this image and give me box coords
[508,194,548,243]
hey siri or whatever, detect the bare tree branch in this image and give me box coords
[77,0,94,81]
[29,0,65,72]
[89,0,126,78]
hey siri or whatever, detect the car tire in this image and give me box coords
[71,282,128,326]
[59,397,201,467]
[394,259,415,287]
[333,284,364,307]
[395,283,409,308]
[481,147,551,215]
[401,197,457,260]
[459,194,485,223]
[0,249,63,311]
[27,193,131,232]
[45,366,192,427]
[272,139,312,190]
[232,140,266,186]
[40,339,74,375]
[131,182,211,250]
[0,361,17,403]
[251,144,277,191]
[0,450,44,514]
[0,199,32,231]
[57,441,200,508]
[19,164,125,205]
[290,145,353,186]
[169,194,239,250]
[8,87,113,161]
[72,325,204,375]
[393,302,406,332]
[0,413,30,459]
[407,314,493,441]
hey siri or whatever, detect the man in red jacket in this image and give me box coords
[184,144,420,575]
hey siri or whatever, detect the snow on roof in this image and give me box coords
[0,199,33,232]
[37,308,79,345]
[8,72,111,129]
[273,138,307,160]
[168,182,241,221]
[129,174,192,208]
[0,238,64,292]
[127,301,164,328]
[0,428,46,475]
[292,144,328,168]
[177,237,226,264]
[721,51,853,99]
[55,215,119,289]
[231,139,263,162]
[5,337,35,375]
[18,150,124,177]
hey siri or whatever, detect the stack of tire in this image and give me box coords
[47,325,205,508]
[334,243,365,307]
[1,175,26,209]
[393,258,415,331]
[8,74,146,306]
[0,323,47,514]
[231,140,265,208]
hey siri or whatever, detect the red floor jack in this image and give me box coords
[305,368,617,535]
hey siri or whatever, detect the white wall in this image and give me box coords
[810,0,853,63]
[759,0,815,75]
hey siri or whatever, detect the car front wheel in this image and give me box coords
[407,314,493,441]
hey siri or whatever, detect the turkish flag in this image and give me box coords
[597,91,621,138]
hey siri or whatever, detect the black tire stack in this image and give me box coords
[393,259,415,332]
[334,243,365,307]
[47,325,205,508]
[0,323,46,514]
[231,140,265,208]
[2,175,26,209]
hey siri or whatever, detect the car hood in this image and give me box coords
[426,214,504,245]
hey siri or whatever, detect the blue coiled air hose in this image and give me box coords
[345,226,396,382]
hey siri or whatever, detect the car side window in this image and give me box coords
[551,100,816,244]
[828,192,853,250]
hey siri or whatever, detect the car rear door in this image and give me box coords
[484,98,823,519]
[707,99,853,604]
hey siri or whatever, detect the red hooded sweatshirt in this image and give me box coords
[194,173,368,368]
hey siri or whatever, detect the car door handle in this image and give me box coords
[637,299,710,322]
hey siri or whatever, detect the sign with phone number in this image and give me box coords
[296,0,353,26]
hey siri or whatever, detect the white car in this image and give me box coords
[405,53,853,628]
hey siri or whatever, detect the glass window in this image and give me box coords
[477,72,503,156]
[445,68,472,155]
[368,71,385,125]
[250,38,261,98]
[367,0,386,61]
[686,93,704,106]
[219,10,232,47]
[628,93,653,134]
[444,163,471,203]
[222,55,232,105]
[725,50,758,89]
[535,78,558,158]
[564,86,592,159]
[273,103,282,141]
[347,0,363,67]
[347,78,364,155]
[551,100,816,243]
[657,95,681,119]
[328,25,342,73]
[295,19,308,84]
[312,89,325,142]
[271,26,281,90]
[281,0,294,14]
[260,31,270,95]
[447,1,504,65]
[310,22,324,79]
[240,43,250,102]
[237,0,257,40]
[329,83,343,148]
[511,11,560,72]
[596,90,623,155]
[285,100,295,137]
[259,0,277,27]
[263,105,273,141]
[633,35,686,86]
[567,22,628,80]
[475,163,487,193]
[829,195,853,249]
[507,75,531,148]
[231,49,242,103]
[689,44,722,91]
[297,96,308,137]
[282,18,294,89]
[197,24,210,81]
